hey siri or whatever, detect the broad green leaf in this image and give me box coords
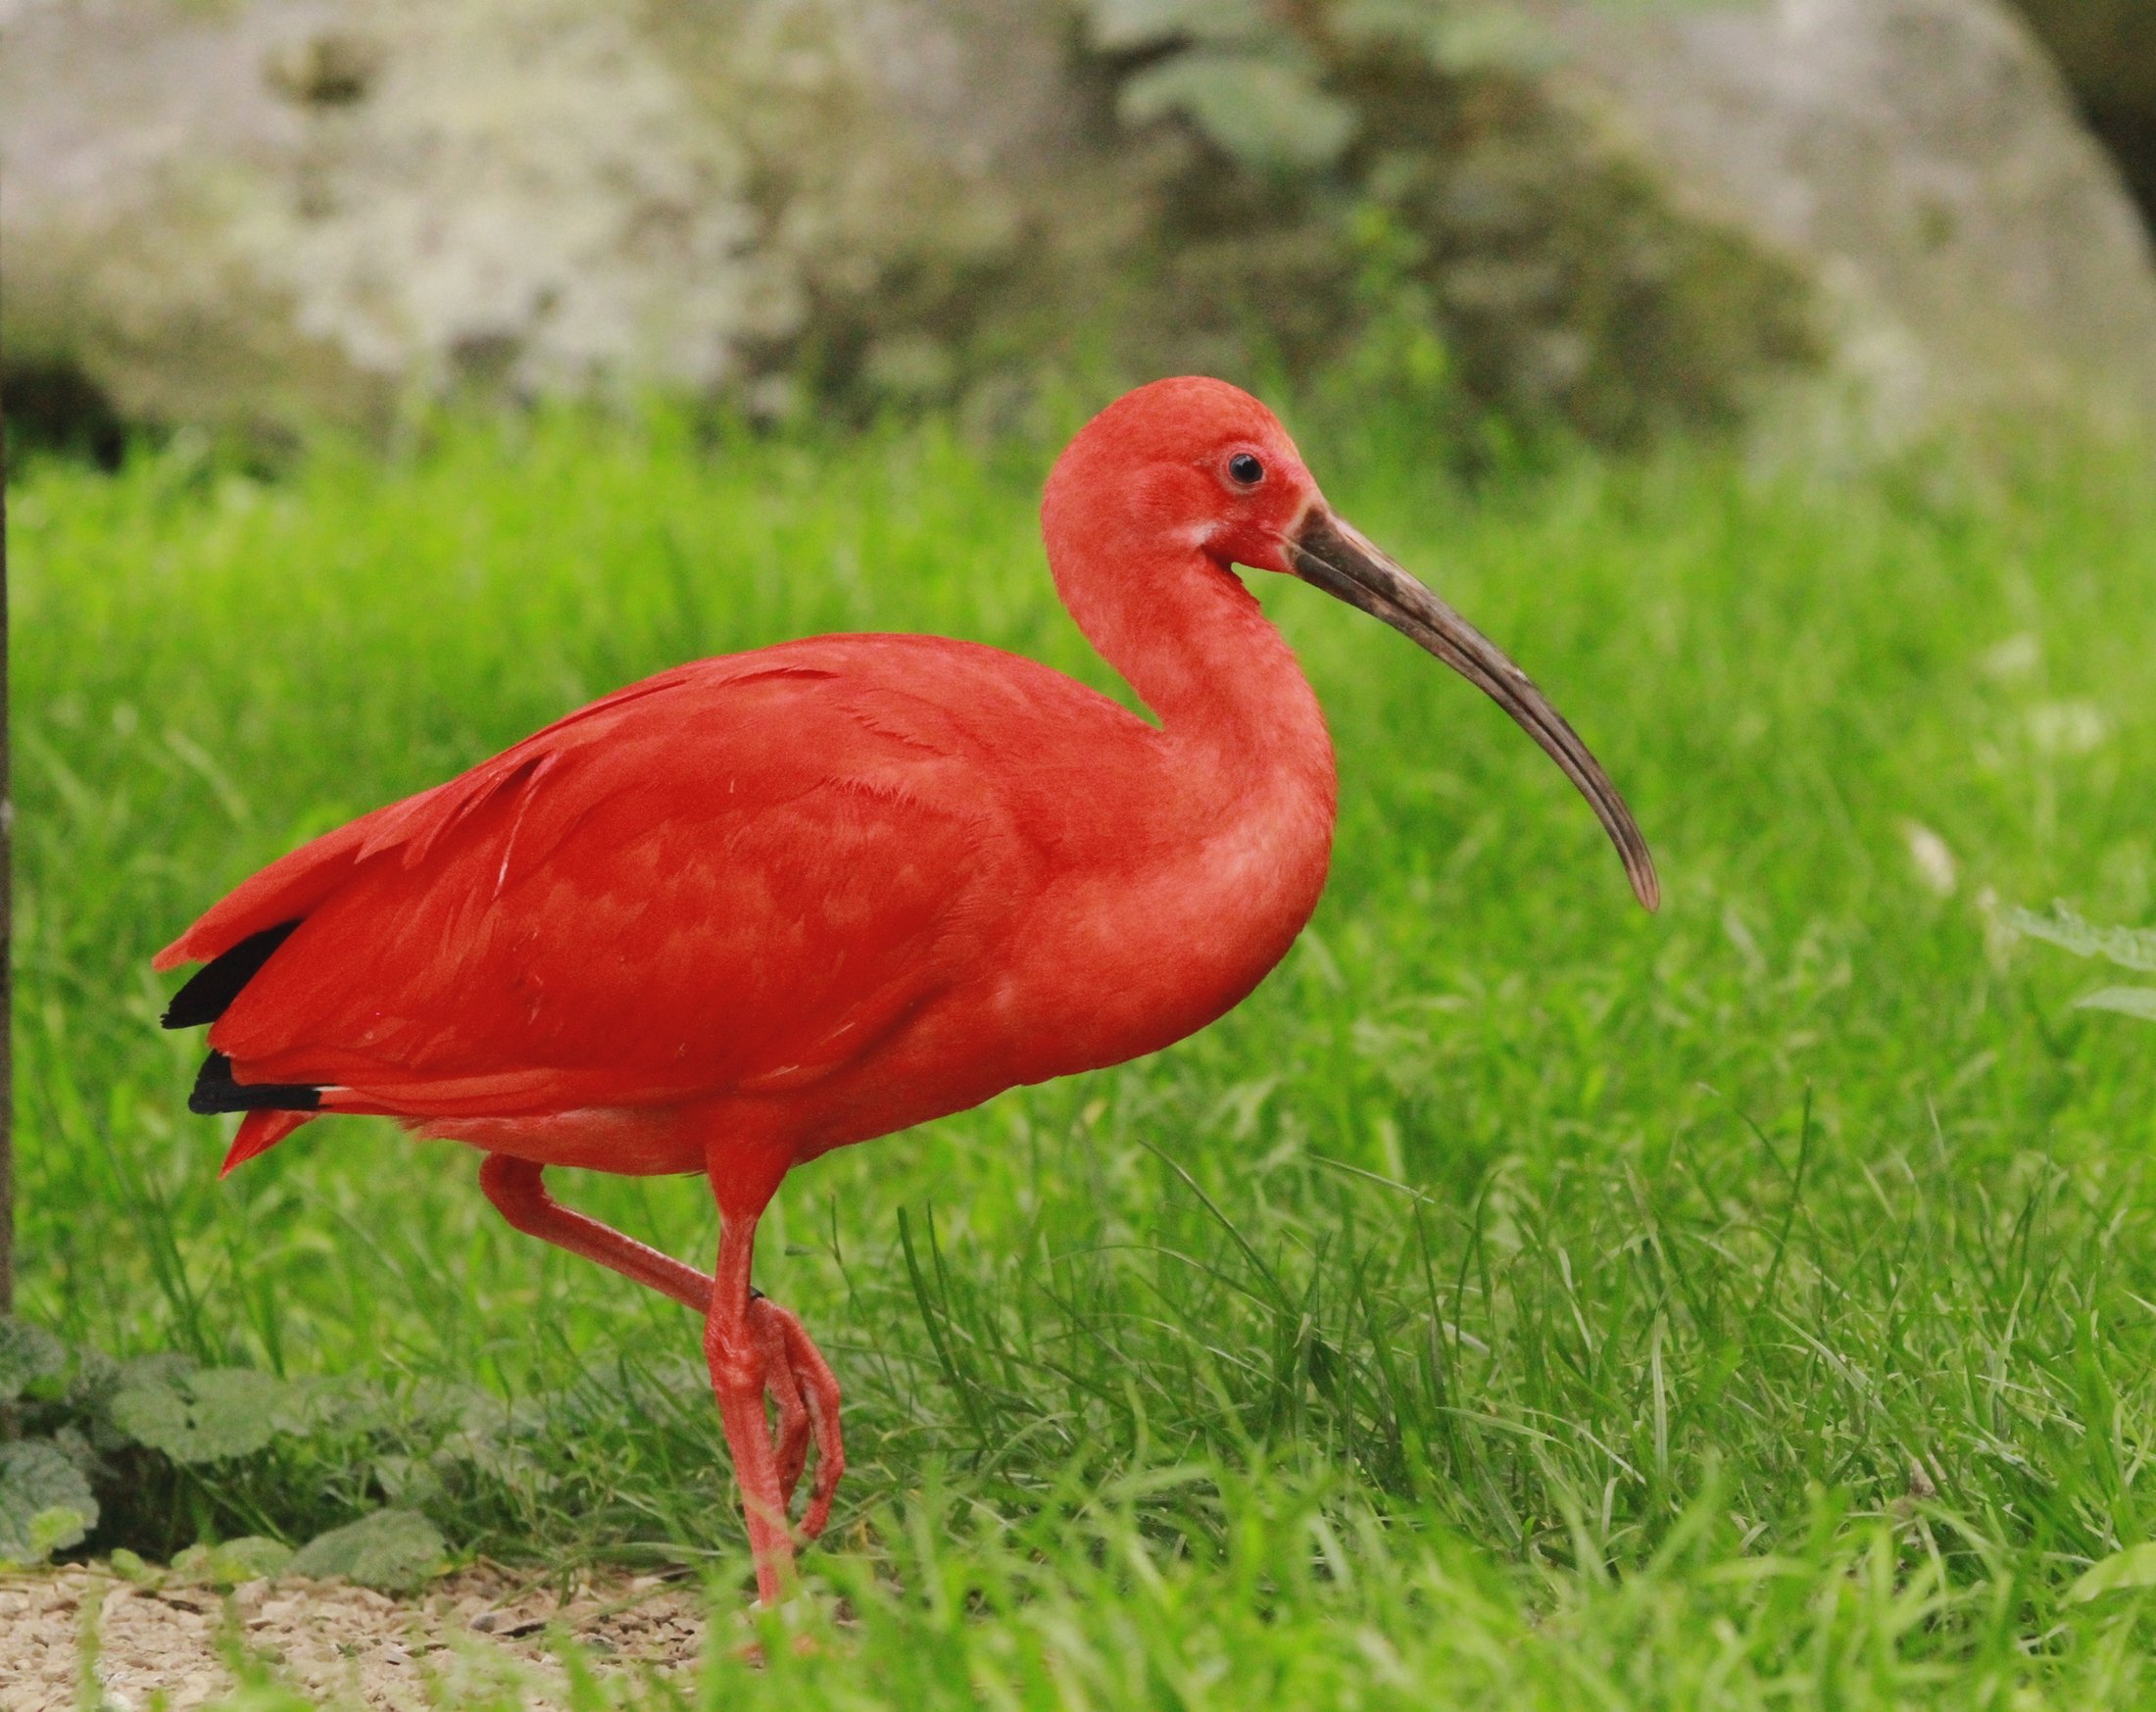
[68,1350,188,1455]
[0,1318,68,1403]
[1122,50,1356,171]
[1337,0,1554,72]
[26,1508,87,1560]
[2068,1542,2156,1602]
[1086,0,1267,52]
[109,1366,293,1463]
[173,1536,295,1587]
[289,1509,446,1592]
[47,1426,96,1476]
[0,1440,98,1563]
[78,1349,191,1415]
[2007,904,2156,972]
[1425,3,1554,72]
[2076,987,2156,1021]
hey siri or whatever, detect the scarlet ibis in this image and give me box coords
[157,377,1656,1601]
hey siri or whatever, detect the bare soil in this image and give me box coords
[0,1561,713,1710]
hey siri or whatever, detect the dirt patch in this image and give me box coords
[0,1561,716,1709]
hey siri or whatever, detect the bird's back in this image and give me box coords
[161,636,1177,1131]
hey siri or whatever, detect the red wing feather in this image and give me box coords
[153,664,714,972]
[175,645,1047,1117]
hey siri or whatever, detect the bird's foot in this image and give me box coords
[747,1293,845,1541]
[703,1209,846,1603]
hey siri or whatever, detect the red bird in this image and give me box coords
[157,378,1656,1602]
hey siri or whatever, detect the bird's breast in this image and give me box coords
[994,746,1340,1083]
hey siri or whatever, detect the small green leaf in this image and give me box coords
[1337,0,1554,73]
[1087,0,1266,52]
[76,1350,193,1448]
[2007,904,2156,972]
[1122,50,1357,172]
[0,1318,69,1404]
[0,1440,99,1563]
[2076,987,2156,1021]
[26,1507,89,1560]
[172,1536,295,1587]
[109,1366,292,1463]
[108,1546,157,1584]
[289,1509,446,1592]
[2069,1542,2156,1602]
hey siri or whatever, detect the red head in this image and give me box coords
[1042,376,1660,912]
[1043,376,1321,579]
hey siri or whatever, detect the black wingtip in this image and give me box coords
[163,920,303,1030]
[188,1051,323,1115]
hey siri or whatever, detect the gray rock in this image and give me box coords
[2008,0,2156,222]
[5,0,2152,445]
[1548,0,2156,441]
[1,0,1027,435]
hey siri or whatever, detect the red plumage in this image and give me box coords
[158,378,1652,1602]
[161,630,1329,1167]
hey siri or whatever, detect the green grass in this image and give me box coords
[14,405,2156,1706]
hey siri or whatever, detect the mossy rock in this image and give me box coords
[2008,0,2156,225]
[4,0,2150,450]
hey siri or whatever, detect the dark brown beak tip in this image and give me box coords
[1290,507,1662,917]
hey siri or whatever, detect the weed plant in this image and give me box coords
[12,406,2156,1705]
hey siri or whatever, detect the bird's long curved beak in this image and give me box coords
[1285,506,1660,912]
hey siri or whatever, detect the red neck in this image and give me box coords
[1042,502,1336,834]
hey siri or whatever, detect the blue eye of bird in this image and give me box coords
[1229,453,1264,485]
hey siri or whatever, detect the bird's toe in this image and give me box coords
[749,1296,814,1509]
[738,1294,845,1542]
[767,1301,846,1541]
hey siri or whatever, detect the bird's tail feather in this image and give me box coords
[221,1109,314,1177]
[162,920,301,1028]
[189,1049,324,1116]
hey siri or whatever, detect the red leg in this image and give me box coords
[478,1154,711,1310]
[700,1144,849,1598]
[705,1209,798,1603]
[478,1149,845,1601]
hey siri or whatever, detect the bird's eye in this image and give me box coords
[1228,453,1264,486]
